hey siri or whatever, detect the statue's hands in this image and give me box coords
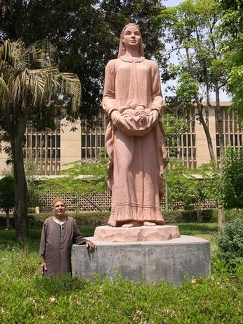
[110,108,159,135]
[110,110,124,128]
[151,109,159,121]
[146,110,159,127]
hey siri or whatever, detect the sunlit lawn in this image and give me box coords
[176,222,219,251]
[0,222,219,253]
[0,220,242,323]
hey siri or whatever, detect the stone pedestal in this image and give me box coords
[72,235,210,285]
[93,225,180,242]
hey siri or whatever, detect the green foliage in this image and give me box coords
[158,0,227,98]
[0,38,82,240]
[0,230,242,323]
[163,209,218,224]
[0,175,15,212]
[227,65,243,120]
[0,0,165,124]
[158,0,229,162]
[33,212,110,227]
[166,160,196,207]
[219,0,243,36]
[34,159,108,198]
[176,72,199,102]
[218,0,243,120]
[219,147,243,209]
[0,175,15,229]
[61,159,108,192]
[196,162,220,202]
[27,209,219,227]
[163,113,188,158]
[216,214,243,271]
[166,161,218,209]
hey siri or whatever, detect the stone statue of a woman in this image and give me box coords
[103,23,167,227]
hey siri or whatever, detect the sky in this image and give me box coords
[163,0,183,7]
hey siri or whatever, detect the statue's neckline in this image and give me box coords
[120,56,145,63]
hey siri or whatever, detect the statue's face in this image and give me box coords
[122,25,141,50]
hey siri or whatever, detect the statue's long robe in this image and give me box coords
[103,56,167,226]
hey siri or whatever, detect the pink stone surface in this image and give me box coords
[93,225,180,242]
[102,23,167,227]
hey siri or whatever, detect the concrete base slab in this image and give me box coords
[93,225,180,242]
[72,235,210,285]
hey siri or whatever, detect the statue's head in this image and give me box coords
[118,23,144,58]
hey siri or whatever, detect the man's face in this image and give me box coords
[52,200,66,219]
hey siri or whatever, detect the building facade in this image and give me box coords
[0,101,242,175]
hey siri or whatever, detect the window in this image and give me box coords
[24,121,61,175]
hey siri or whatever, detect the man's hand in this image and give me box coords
[85,240,96,251]
[39,262,47,275]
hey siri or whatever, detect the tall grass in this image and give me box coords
[0,223,242,323]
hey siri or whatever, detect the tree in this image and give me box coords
[0,39,81,240]
[217,0,243,120]
[163,110,189,159]
[158,0,229,163]
[0,0,166,123]
[34,159,109,197]
[164,159,218,212]
[219,146,243,209]
[218,0,243,33]
[0,175,15,229]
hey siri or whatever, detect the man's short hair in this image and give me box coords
[52,198,66,206]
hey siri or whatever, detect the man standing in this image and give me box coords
[39,198,95,278]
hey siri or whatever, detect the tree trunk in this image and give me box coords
[215,85,224,162]
[185,46,216,164]
[215,83,225,227]
[197,102,216,163]
[218,204,225,229]
[5,208,10,229]
[12,113,29,240]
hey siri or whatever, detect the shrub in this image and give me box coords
[26,209,218,227]
[216,214,243,272]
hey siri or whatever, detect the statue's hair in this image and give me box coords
[117,23,144,58]
[52,197,66,206]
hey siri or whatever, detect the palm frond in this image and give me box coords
[0,39,81,114]
[0,76,10,109]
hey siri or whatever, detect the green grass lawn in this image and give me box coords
[0,222,242,323]
[176,222,219,251]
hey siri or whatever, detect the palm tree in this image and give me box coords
[0,39,81,240]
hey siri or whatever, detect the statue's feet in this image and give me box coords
[122,221,141,228]
[143,221,156,226]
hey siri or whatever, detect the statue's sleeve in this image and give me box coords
[102,60,117,116]
[150,61,163,114]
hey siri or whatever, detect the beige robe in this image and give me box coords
[103,56,167,226]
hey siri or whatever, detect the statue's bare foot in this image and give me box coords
[122,222,141,228]
[143,221,156,226]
